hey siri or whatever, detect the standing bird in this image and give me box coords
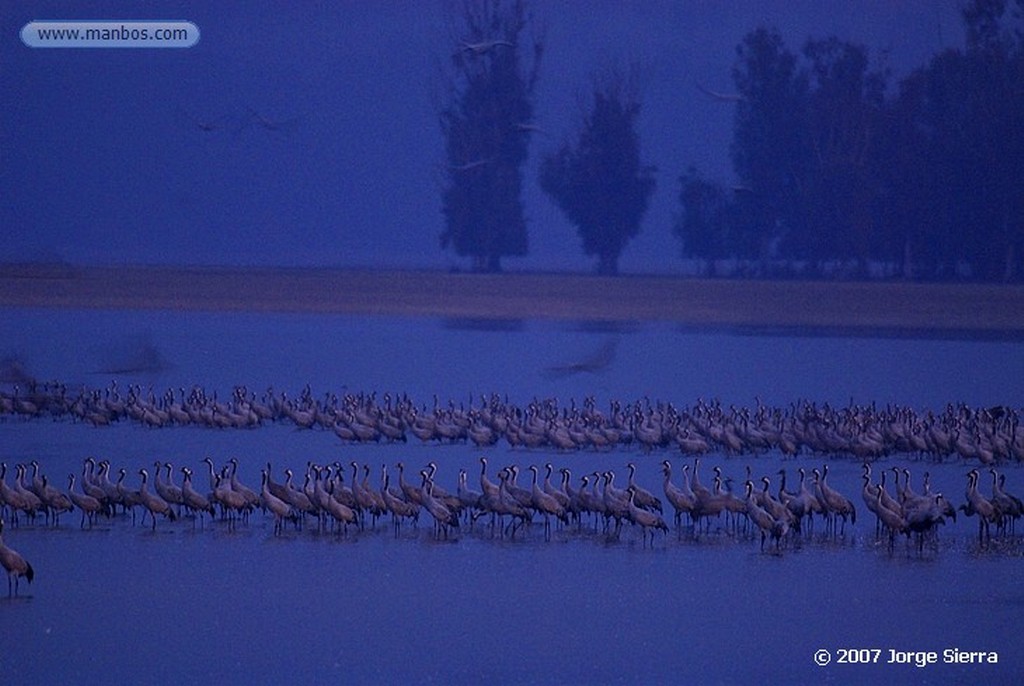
[814,466,856,535]
[0,463,31,524]
[495,469,532,537]
[781,467,819,532]
[457,468,483,514]
[0,518,34,597]
[137,469,177,530]
[527,465,567,538]
[904,494,953,552]
[281,469,317,519]
[228,458,260,511]
[380,465,419,534]
[154,462,184,516]
[38,475,74,526]
[988,469,1022,534]
[626,487,669,546]
[80,458,110,515]
[419,470,460,540]
[660,460,695,528]
[744,481,788,552]
[318,467,358,533]
[875,489,910,551]
[260,469,296,535]
[180,467,216,526]
[961,469,999,542]
[67,474,103,528]
[213,469,255,524]
[626,462,662,513]
[13,465,43,521]
[478,457,500,504]
[421,471,459,539]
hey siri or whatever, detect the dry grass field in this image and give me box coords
[1,263,1022,335]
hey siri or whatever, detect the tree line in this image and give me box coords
[438,0,1023,281]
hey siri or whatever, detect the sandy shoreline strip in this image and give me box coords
[1,263,1023,334]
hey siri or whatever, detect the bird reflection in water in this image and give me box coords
[543,338,618,380]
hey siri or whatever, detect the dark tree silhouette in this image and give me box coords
[729,28,810,274]
[946,0,1022,281]
[675,3,1022,282]
[883,0,1023,281]
[873,67,942,280]
[438,0,543,272]
[796,36,888,275]
[539,71,656,275]
[674,169,732,276]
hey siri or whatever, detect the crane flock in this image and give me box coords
[2,381,1022,464]
[3,380,1022,598]
[1,455,1021,596]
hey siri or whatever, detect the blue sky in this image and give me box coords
[2,1,961,272]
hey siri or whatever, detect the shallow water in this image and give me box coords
[2,309,1022,685]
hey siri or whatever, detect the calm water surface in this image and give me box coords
[1,309,1022,685]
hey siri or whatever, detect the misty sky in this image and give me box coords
[2,2,962,273]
